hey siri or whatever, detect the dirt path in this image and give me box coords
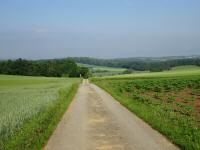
[44,79,179,150]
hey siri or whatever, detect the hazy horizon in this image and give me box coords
[1,54,200,61]
[0,0,200,59]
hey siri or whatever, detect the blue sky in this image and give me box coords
[0,0,200,59]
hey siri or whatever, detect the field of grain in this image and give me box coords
[92,69,200,150]
[0,75,80,150]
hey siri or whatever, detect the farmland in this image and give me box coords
[92,69,200,150]
[0,75,80,150]
[171,65,200,71]
[77,63,126,76]
[98,65,200,79]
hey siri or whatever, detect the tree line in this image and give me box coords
[1,57,200,77]
[0,58,90,78]
[71,57,200,72]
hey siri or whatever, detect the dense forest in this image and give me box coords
[71,57,200,72]
[0,58,90,78]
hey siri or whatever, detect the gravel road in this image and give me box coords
[44,79,179,150]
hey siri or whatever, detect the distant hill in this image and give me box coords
[69,56,200,72]
[1,55,200,73]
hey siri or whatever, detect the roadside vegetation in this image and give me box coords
[92,69,200,150]
[0,75,81,150]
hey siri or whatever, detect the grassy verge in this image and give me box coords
[91,76,200,150]
[3,82,80,150]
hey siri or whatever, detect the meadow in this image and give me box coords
[0,75,80,150]
[97,65,200,79]
[92,67,200,150]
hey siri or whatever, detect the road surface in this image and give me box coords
[44,79,179,150]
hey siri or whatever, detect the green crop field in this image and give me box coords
[171,65,200,71]
[97,65,200,79]
[92,68,200,150]
[0,75,81,150]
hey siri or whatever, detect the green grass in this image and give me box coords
[171,65,200,71]
[91,69,200,150]
[96,66,200,79]
[0,75,81,150]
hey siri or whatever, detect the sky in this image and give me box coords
[0,0,200,59]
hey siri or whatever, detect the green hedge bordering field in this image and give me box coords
[3,83,79,150]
